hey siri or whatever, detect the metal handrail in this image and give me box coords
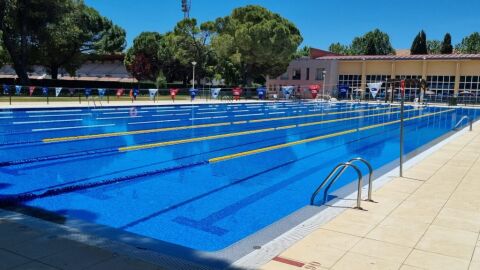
[453,115,472,131]
[348,158,374,202]
[310,162,364,210]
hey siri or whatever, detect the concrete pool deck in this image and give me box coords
[260,122,480,270]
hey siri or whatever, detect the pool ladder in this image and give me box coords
[310,157,374,210]
[453,116,473,131]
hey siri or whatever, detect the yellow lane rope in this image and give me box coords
[118,108,418,152]
[42,106,390,143]
[208,109,454,163]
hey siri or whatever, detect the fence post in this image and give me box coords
[399,80,405,177]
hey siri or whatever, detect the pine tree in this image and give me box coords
[411,30,428,55]
[440,33,453,54]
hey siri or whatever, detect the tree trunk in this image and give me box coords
[50,66,59,80]
[2,35,29,84]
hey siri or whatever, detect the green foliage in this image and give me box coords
[168,18,217,82]
[294,46,310,58]
[155,72,167,88]
[427,40,441,54]
[0,0,66,82]
[0,0,126,80]
[0,32,8,67]
[440,33,453,54]
[37,2,126,79]
[124,32,164,81]
[411,30,428,55]
[211,5,302,85]
[329,29,394,55]
[125,18,216,84]
[328,42,350,55]
[455,32,480,54]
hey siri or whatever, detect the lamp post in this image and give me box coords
[322,70,327,100]
[191,61,197,90]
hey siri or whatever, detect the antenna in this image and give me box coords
[181,0,191,19]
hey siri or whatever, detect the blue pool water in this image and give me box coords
[0,102,478,251]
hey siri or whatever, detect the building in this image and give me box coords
[266,49,480,101]
[0,54,136,83]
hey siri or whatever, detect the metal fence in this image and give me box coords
[0,86,270,105]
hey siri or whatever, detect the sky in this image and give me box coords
[85,0,480,50]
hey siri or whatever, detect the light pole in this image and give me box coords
[322,70,327,100]
[191,61,197,90]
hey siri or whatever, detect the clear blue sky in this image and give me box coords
[85,0,480,50]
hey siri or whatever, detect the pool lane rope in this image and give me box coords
[0,109,453,206]
[41,106,387,143]
[0,106,399,167]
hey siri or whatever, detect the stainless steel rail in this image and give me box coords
[310,162,364,210]
[453,115,472,131]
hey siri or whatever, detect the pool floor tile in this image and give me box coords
[0,249,31,269]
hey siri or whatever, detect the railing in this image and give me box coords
[310,162,363,210]
[453,115,473,131]
[310,157,374,210]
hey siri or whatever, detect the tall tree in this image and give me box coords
[124,32,164,81]
[0,0,66,83]
[455,32,480,54]
[0,32,8,67]
[329,29,394,55]
[168,18,217,84]
[294,46,310,58]
[440,33,453,54]
[328,42,351,55]
[411,30,428,55]
[427,40,441,54]
[37,2,126,79]
[211,5,303,85]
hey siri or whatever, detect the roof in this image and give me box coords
[395,49,411,56]
[317,54,480,61]
[309,48,341,59]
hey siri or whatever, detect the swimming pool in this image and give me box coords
[0,102,478,255]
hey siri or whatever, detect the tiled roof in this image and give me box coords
[317,54,480,61]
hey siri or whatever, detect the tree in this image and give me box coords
[328,42,350,55]
[168,18,217,84]
[124,32,164,81]
[294,46,310,58]
[211,5,303,85]
[427,40,441,54]
[411,30,428,55]
[0,0,66,83]
[37,2,126,79]
[455,32,480,54]
[0,32,8,67]
[440,33,453,54]
[329,29,394,55]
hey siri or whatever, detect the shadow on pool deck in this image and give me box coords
[0,205,250,270]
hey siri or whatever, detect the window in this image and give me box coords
[394,75,422,99]
[460,76,480,94]
[427,75,457,100]
[338,74,362,92]
[306,68,310,80]
[292,69,301,80]
[315,68,325,80]
[280,72,289,80]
